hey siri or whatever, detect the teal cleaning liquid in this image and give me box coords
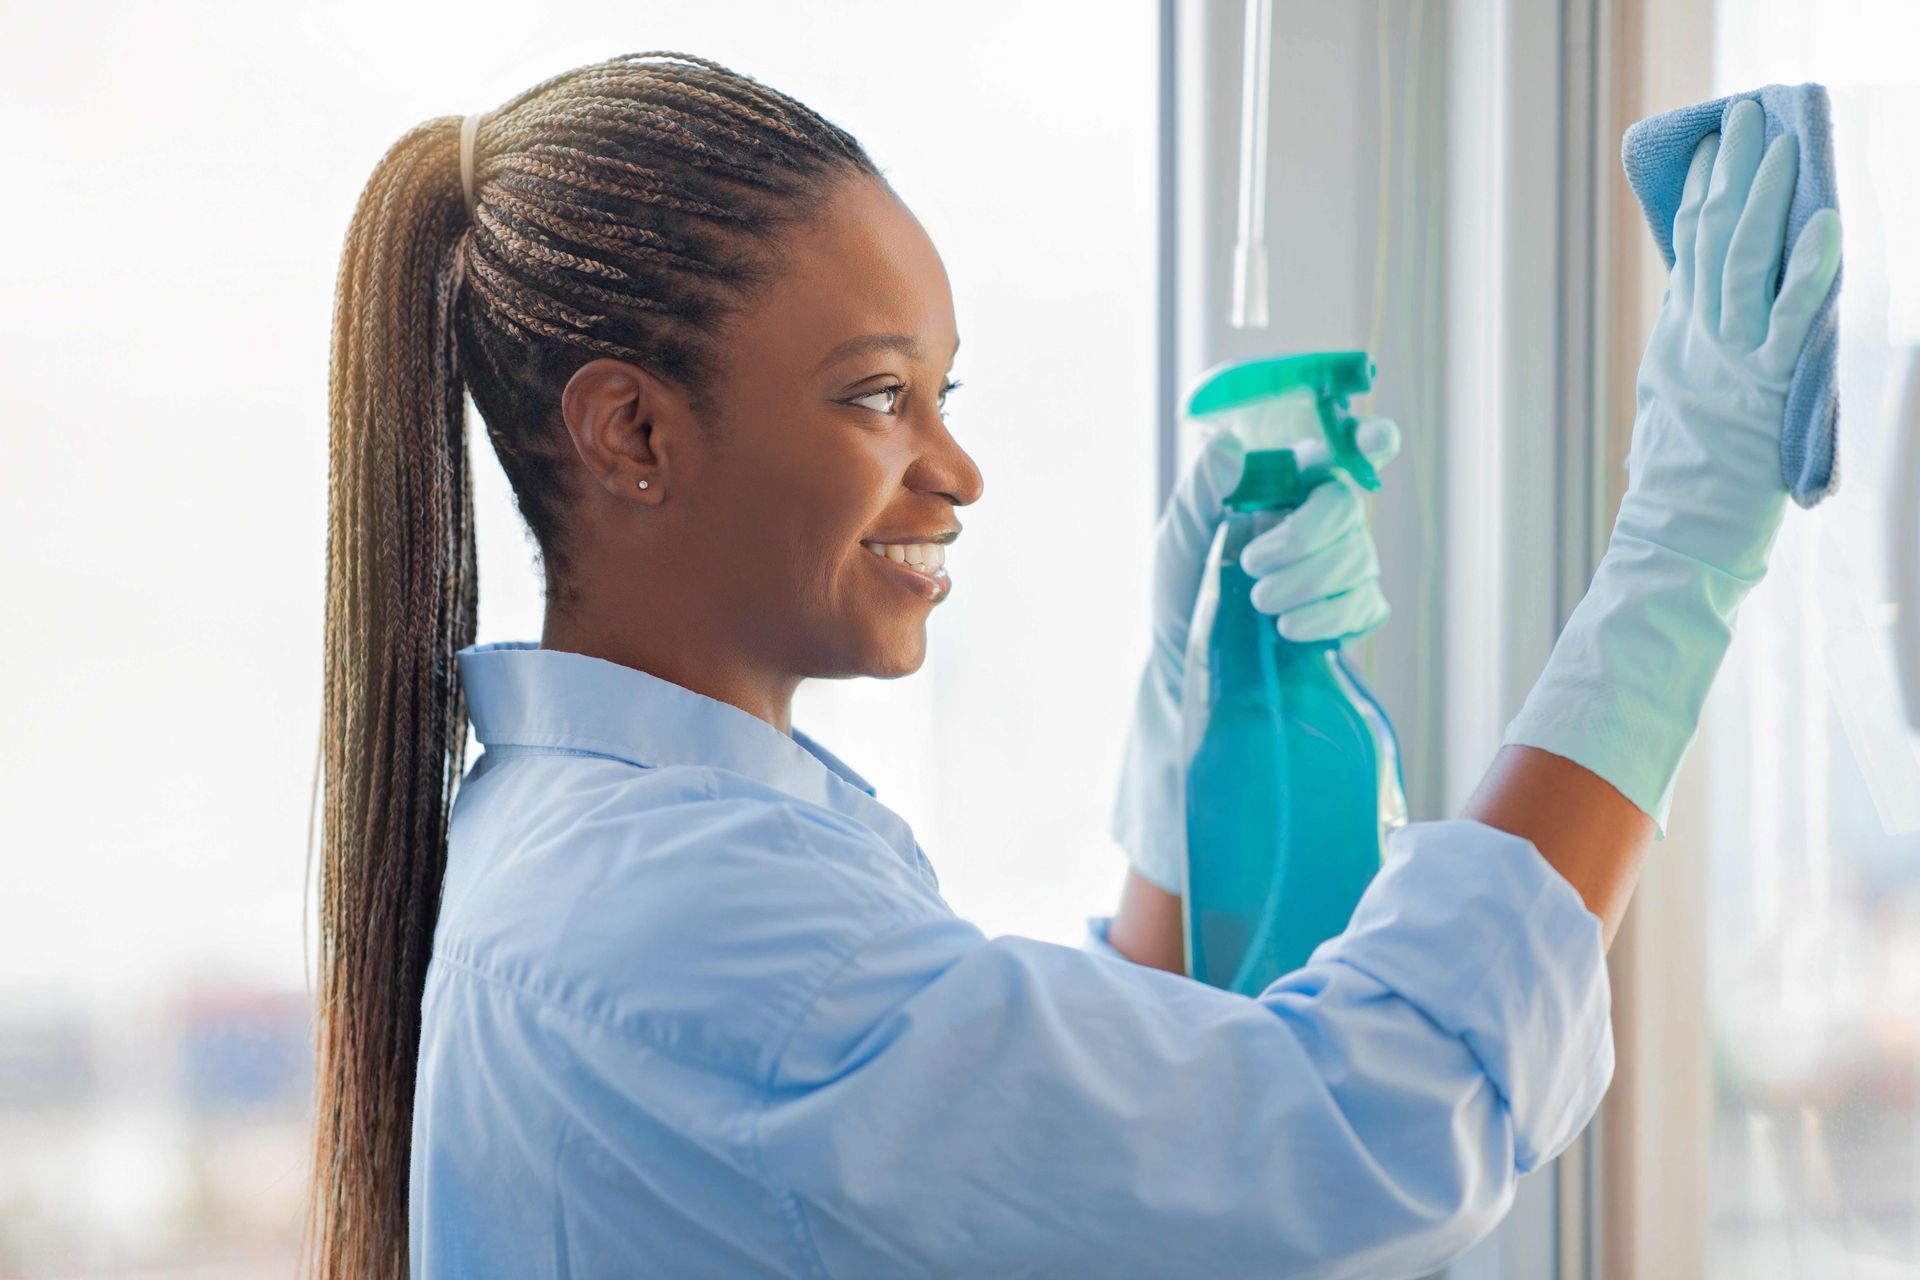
[1179,353,1408,995]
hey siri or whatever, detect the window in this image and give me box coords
[1701,2,1920,1272]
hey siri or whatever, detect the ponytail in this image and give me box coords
[310,113,476,1278]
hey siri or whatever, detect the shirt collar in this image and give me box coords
[455,641,932,884]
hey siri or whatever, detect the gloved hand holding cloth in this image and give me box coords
[1504,98,1843,827]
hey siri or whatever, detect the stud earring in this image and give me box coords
[637,479,650,490]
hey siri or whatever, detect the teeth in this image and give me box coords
[864,541,948,573]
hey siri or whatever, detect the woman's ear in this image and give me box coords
[558,357,695,504]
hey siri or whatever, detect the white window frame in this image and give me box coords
[1442,1,1728,1276]
[1441,2,1729,1276]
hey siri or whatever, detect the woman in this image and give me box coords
[314,54,1839,1278]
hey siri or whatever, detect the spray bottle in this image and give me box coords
[1181,351,1408,995]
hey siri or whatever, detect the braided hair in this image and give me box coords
[313,51,881,1277]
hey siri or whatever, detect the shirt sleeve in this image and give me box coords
[755,818,1611,1280]
[1081,914,1129,963]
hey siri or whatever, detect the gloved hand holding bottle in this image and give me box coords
[1112,417,1401,900]
[1503,98,1844,825]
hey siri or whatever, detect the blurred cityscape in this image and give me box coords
[1708,852,1920,1276]
[0,985,310,1278]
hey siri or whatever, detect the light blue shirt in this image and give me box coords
[411,641,1612,1279]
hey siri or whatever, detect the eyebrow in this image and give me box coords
[813,331,962,374]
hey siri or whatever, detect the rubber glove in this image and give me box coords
[1503,98,1843,828]
[1113,420,1401,894]
[1242,419,1401,642]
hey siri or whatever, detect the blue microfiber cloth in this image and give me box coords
[1621,83,1842,507]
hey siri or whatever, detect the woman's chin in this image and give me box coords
[845,623,929,680]
[865,637,928,679]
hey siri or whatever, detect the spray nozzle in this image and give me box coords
[1183,352,1379,512]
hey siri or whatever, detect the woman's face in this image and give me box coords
[669,174,983,682]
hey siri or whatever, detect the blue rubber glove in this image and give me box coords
[1503,99,1843,828]
[1113,420,1401,894]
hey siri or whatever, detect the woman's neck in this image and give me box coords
[540,609,801,734]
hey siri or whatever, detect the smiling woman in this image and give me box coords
[318,39,1631,1280]
[537,172,982,705]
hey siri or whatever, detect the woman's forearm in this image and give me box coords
[1460,744,1652,949]
[1107,869,1186,972]
[1110,743,1648,972]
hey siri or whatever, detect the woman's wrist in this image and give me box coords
[1501,528,1750,829]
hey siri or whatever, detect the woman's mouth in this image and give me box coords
[861,539,951,602]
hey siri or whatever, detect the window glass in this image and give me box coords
[1705,3,1920,1272]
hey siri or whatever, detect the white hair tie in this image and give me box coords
[458,112,486,219]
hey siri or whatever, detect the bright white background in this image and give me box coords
[0,3,1158,1270]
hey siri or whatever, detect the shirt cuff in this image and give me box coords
[1081,915,1131,964]
[1298,818,1614,1171]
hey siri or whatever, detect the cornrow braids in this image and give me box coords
[312,51,880,1279]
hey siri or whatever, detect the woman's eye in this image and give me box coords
[842,378,963,417]
[846,383,904,415]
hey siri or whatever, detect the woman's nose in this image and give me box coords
[910,417,985,507]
